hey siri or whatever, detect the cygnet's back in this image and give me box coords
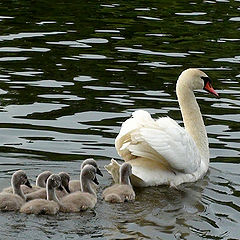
[103,163,135,203]
[69,158,103,193]
[25,172,70,201]
[2,170,52,194]
[20,174,62,215]
[60,164,99,212]
[0,170,32,211]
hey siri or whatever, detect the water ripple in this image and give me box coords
[116,47,189,57]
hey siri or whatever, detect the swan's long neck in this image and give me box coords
[47,184,59,203]
[12,179,25,200]
[80,176,96,196]
[176,83,209,162]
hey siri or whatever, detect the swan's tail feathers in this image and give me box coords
[132,110,154,125]
[104,159,121,184]
[115,110,159,161]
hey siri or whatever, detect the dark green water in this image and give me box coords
[0,0,240,239]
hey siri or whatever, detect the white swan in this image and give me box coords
[107,68,219,187]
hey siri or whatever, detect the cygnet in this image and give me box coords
[0,170,32,211]
[25,172,70,201]
[102,163,135,203]
[69,158,103,193]
[60,165,99,212]
[2,171,52,194]
[20,174,62,215]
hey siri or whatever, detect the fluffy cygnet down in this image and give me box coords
[25,172,70,201]
[2,171,52,195]
[20,174,62,215]
[102,163,135,203]
[0,170,32,211]
[69,158,103,193]
[60,164,99,213]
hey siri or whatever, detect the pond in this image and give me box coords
[0,0,240,239]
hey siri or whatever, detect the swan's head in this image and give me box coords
[47,174,62,190]
[177,68,219,97]
[81,164,99,185]
[59,172,71,193]
[81,158,103,177]
[11,170,32,188]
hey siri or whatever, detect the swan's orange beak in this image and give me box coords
[204,81,219,98]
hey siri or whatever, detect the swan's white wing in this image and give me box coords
[115,110,201,174]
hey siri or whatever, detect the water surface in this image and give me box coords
[0,0,240,239]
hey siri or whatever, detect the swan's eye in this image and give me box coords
[201,76,212,87]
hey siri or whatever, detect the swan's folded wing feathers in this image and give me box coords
[140,118,201,173]
[116,110,157,146]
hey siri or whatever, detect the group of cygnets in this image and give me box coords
[0,158,135,215]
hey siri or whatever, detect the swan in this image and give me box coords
[60,165,99,212]
[103,163,135,203]
[69,158,103,193]
[20,174,62,215]
[2,170,52,194]
[25,172,70,201]
[106,68,219,187]
[0,170,32,211]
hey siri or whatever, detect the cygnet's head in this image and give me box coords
[59,172,70,193]
[81,158,103,177]
[36,171,53,187]
[177,68,219,97]
[120,163,132,185]
[120,163,132,177]
[46,174,63,190]
[81,164,99,185]
[12,170,32,188]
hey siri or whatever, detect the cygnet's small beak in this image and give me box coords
[64,184,71,193]
[25,180,32,188]
[93,176,99,185]
[96,168,103,177]
[58,185,64,191]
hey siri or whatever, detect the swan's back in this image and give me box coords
[20,199,59,215]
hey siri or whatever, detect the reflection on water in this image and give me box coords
[0,0,240,239]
